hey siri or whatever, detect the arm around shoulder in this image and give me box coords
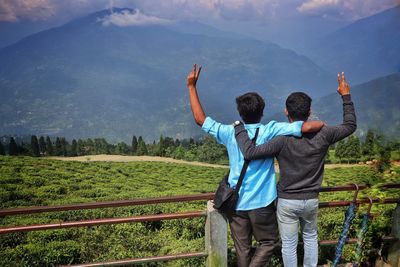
[302,121,325,133]
[235,123,284,160]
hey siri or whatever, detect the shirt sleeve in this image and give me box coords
[323,95,357,144]
[267,120,303,139]
[201,116,233,145]
[235,124,285,160]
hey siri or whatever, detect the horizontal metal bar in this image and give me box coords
[319,198,399,208]
[379,183,400,189]
[302,236,396,246]
[0,183,397,217]
[0,193,215,217]
[0,211,206,234]
[319,238,358,245]
[63,252,208,267]
[319,184,368,192]
[382,236,398,242]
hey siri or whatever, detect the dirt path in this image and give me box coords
[50,155,229,169]
[51,155,363,170]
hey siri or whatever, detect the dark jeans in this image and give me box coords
[228,202,280,267]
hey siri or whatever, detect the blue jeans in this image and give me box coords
[277,198,319,267]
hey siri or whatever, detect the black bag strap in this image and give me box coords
[234,127,259,194]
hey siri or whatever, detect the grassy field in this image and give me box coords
[0,156,399,266]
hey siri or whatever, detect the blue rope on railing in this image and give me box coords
[332,202,357,267]
[353,213,370,267]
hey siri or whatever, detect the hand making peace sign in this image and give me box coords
[186,64,202,88]
[337,71,350,96]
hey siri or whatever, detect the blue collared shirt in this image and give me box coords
[202,117,303,210]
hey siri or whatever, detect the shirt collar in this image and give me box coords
[244,123,262,128]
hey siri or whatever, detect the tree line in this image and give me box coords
[333,129,398,171]
[0,135,228,164]
[0,129,398,167]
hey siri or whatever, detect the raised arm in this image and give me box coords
[324,72,357,143]
[235,123,285,160]
[186,64,205,126]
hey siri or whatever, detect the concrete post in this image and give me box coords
[388,203,400,267]
[205,200,228,267]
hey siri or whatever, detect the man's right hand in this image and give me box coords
[187,64,202,88]
[337,72,350,96]
[186,64,206,126]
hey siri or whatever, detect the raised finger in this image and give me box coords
[337,73,341,84]
[341,71,345,82]
[196,66,202,78]
[193,64,197,74]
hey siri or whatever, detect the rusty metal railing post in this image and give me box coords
[205,201,228,267]
[388,203,400,266]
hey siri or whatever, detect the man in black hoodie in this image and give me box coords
[234,72,356,267]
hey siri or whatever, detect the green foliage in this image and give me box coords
[0,141,5,155]
[0,157,399,266]
[0,156,227,266]
[45,136,53,156]
[346,135,361,162]
[38,136,46,156]
[115,142,130,155]
[329,129,400,164]
[335,140,346,163]
[9,137,18,156]
[131,135,138,155]
[30,136,40,157]
[137,136,148,156]
[55,137,63,156]
[70,139,78,157]
[362,129,376,160]
[195,136,228,164]
[376,145,392,173]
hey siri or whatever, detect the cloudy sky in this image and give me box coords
[0,0,398,50]
[1,0,398,23]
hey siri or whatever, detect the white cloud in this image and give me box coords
[99,9,174,27]
[297,0,339,13]
[0,0,56,21]
[0,0,17,21]
[297,0,399,20]
[0,0,398,23]
[133,0,279,21]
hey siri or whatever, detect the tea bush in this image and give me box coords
[0,156,399,266]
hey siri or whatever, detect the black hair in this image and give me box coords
[235,92,265,124]
[286,92,312,121]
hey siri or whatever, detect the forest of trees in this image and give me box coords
[0,129,399,168]
[0,134,229,164]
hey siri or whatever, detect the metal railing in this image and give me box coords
[0,183,399,266]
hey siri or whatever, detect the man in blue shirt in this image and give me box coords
[186,64,323,267]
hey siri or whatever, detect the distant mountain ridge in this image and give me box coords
[269,73,400,138]
[308,5,400,84]
[0,8,334,142]
[314,73,400,138]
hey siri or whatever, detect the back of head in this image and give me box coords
[236,92,265,124]
[286,92,312,121]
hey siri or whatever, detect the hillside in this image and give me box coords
[315,73,400,137]
[268,73,400,138]
[0,8,333,142]
[0,156,398,266]
[309,5,400,84]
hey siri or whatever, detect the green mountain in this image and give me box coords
[269,73,400,138]
[309,5,400,84]
[0,8,334,142]
[314,73,400,138]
